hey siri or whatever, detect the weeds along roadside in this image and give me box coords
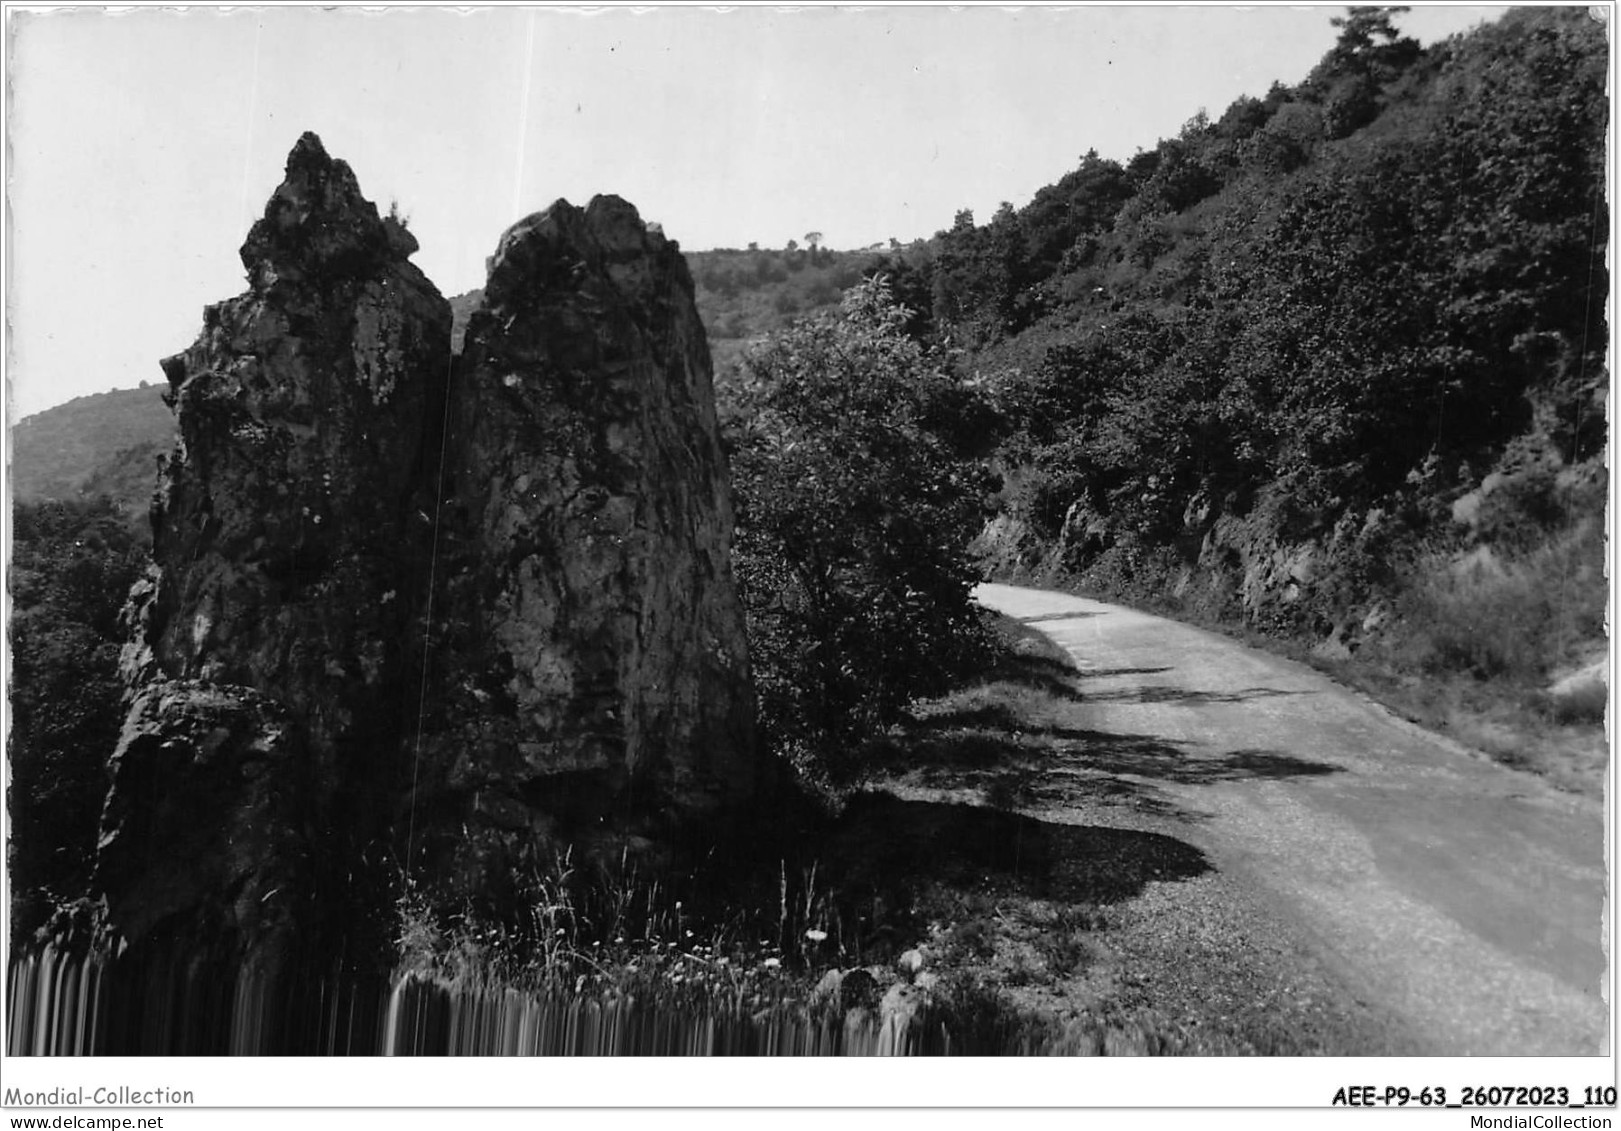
[385,822,1073,1050]
[383,743,1007,1039]
[381,611,1226,1053]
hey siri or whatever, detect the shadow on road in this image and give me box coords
[981,653,1088,703]
[910,706,1338,777]
[1073,665,1175,679]
[880,619,1342,829]
[1079,685,1312,707]
[1049,734,1343,783]
[992,764,1193,821]
[1018,610,1104,623]
[878,706,1344,823]
[829,793,1212,905]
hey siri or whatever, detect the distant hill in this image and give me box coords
[9,384,175,513]
[686,246,886,380]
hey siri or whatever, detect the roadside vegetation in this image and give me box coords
[1322,472,1606,794]
[720,276,998,790]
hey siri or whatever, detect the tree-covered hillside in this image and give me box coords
[862,6,1607,786]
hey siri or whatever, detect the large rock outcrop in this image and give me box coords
[408,196,755,895]
[92,134,756,984]
[100,133,452,978]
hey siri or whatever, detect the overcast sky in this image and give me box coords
[7,3,1511,420]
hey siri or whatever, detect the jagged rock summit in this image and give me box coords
[92,134,757,1009]
[240,131,424,289]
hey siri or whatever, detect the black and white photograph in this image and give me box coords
[1,0,1612,1119]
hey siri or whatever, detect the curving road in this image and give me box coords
[973,583,1609,1055]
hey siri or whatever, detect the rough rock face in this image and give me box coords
[410,196,755,893]
[95,683,310,972]
[98,132,452,973]
[93,135,756,977]
[134,134,449,717]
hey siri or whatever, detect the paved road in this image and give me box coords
[974,583,1609,1055]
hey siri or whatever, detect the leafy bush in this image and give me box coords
[723,278,995,781]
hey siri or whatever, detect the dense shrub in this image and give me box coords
[722,279,996,782]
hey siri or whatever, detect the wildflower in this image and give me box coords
[763,957,780,969]
[805,928,828,943]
